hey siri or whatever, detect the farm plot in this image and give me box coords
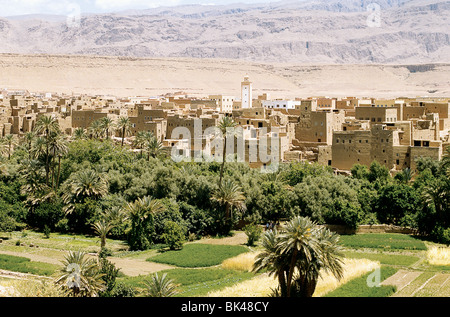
[387,272,450,297]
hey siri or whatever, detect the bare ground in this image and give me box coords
[0,231,248,278]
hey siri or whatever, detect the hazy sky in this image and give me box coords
[0,0,286,17]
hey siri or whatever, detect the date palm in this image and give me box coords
[124,196,165,251]
[55,250,105,297]
[21,131,36,159]
[62,169,109,214]
[34,115,60,185]
[73,127,87,140]
[442,146,450,175]
[144,272,179,297]
[116,116,132,146]
[92,220,113,250]
[146,134,163,160]
[1,134,17,159]
[89,119,103,140]
[211,178,246,234]
[217,116,238,185]
[49,133,69,189]
[99,117,114,140]
[253,216,344,297]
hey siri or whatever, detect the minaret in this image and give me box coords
[241,74,252,109]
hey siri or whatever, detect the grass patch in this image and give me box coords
[0,254,59,276]
[118,267,255,297]
[324,266,398,297]
[340,233,427,251]
[343,251,420,267]
[147,244,249,268]
[0,230,128,254]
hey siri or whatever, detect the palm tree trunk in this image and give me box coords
[219,137,227,185]
[121,127,125,146]
[56,156,62,189]
[45,132,50,185]
[286,248,298,297]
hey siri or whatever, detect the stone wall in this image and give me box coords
[324,224,416,235]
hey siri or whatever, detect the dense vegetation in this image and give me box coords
[0,115,449,252]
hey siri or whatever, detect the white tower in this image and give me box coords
[241,74,252,109]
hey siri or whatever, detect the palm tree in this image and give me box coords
[395,167,415,184]
[62,169,109,214]
[89,119,104,140]
[99,117,114,140]
[137,131,162,160]
[73,127,87,140]
[55,251,105,297]
[211,178,246,234]
[143,273,179,297]
[18,158,54,210]
[422,179,449,224]
[124,196,166,251]
[34,115,60,185]
[133,131,147,158]
[49,133,69,189]
[252,229,289,296]
[217,116,238,185]
[21,131,36,159]
[442,146,450,175]
[146,134,163,160]
[92,220,113,250]
[116,116,132,146]
[253,216,344,297]
[1,134,17,159]
[30,136,47,160]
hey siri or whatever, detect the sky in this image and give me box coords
[0,0,285,17]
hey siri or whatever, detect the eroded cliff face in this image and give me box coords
[0,0,448,64]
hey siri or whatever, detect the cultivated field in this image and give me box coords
[0,230,449,297]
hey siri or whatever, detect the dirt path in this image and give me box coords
[0,231,248,278]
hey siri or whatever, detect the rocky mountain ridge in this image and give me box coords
[0,0,448,64]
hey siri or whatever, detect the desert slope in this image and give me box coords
[0,54,448,98]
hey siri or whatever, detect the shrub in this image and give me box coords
[99,257,121,297]
[111,282,136,297]
[243,223,262,246]
[161,221,186,250]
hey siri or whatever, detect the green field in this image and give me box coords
[1,231,449,297]
[147,244,250,268]
[339,233,427,250]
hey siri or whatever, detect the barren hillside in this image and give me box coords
[0,0,448,64]
[0,54,448,98]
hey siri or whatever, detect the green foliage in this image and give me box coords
[375,183,421,227]
[143,272,179,297]
[339,233,427,250]
[125,196,166,251]
[243,223,263,246]
[325,266,398,297]
[292,175,364,228]
[98,257,121,297]
[0,254,58,276]
[343,251,420,266]
[280,161,333,186]
[161,220,186,250]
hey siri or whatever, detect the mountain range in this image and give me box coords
[0,0,448,64]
